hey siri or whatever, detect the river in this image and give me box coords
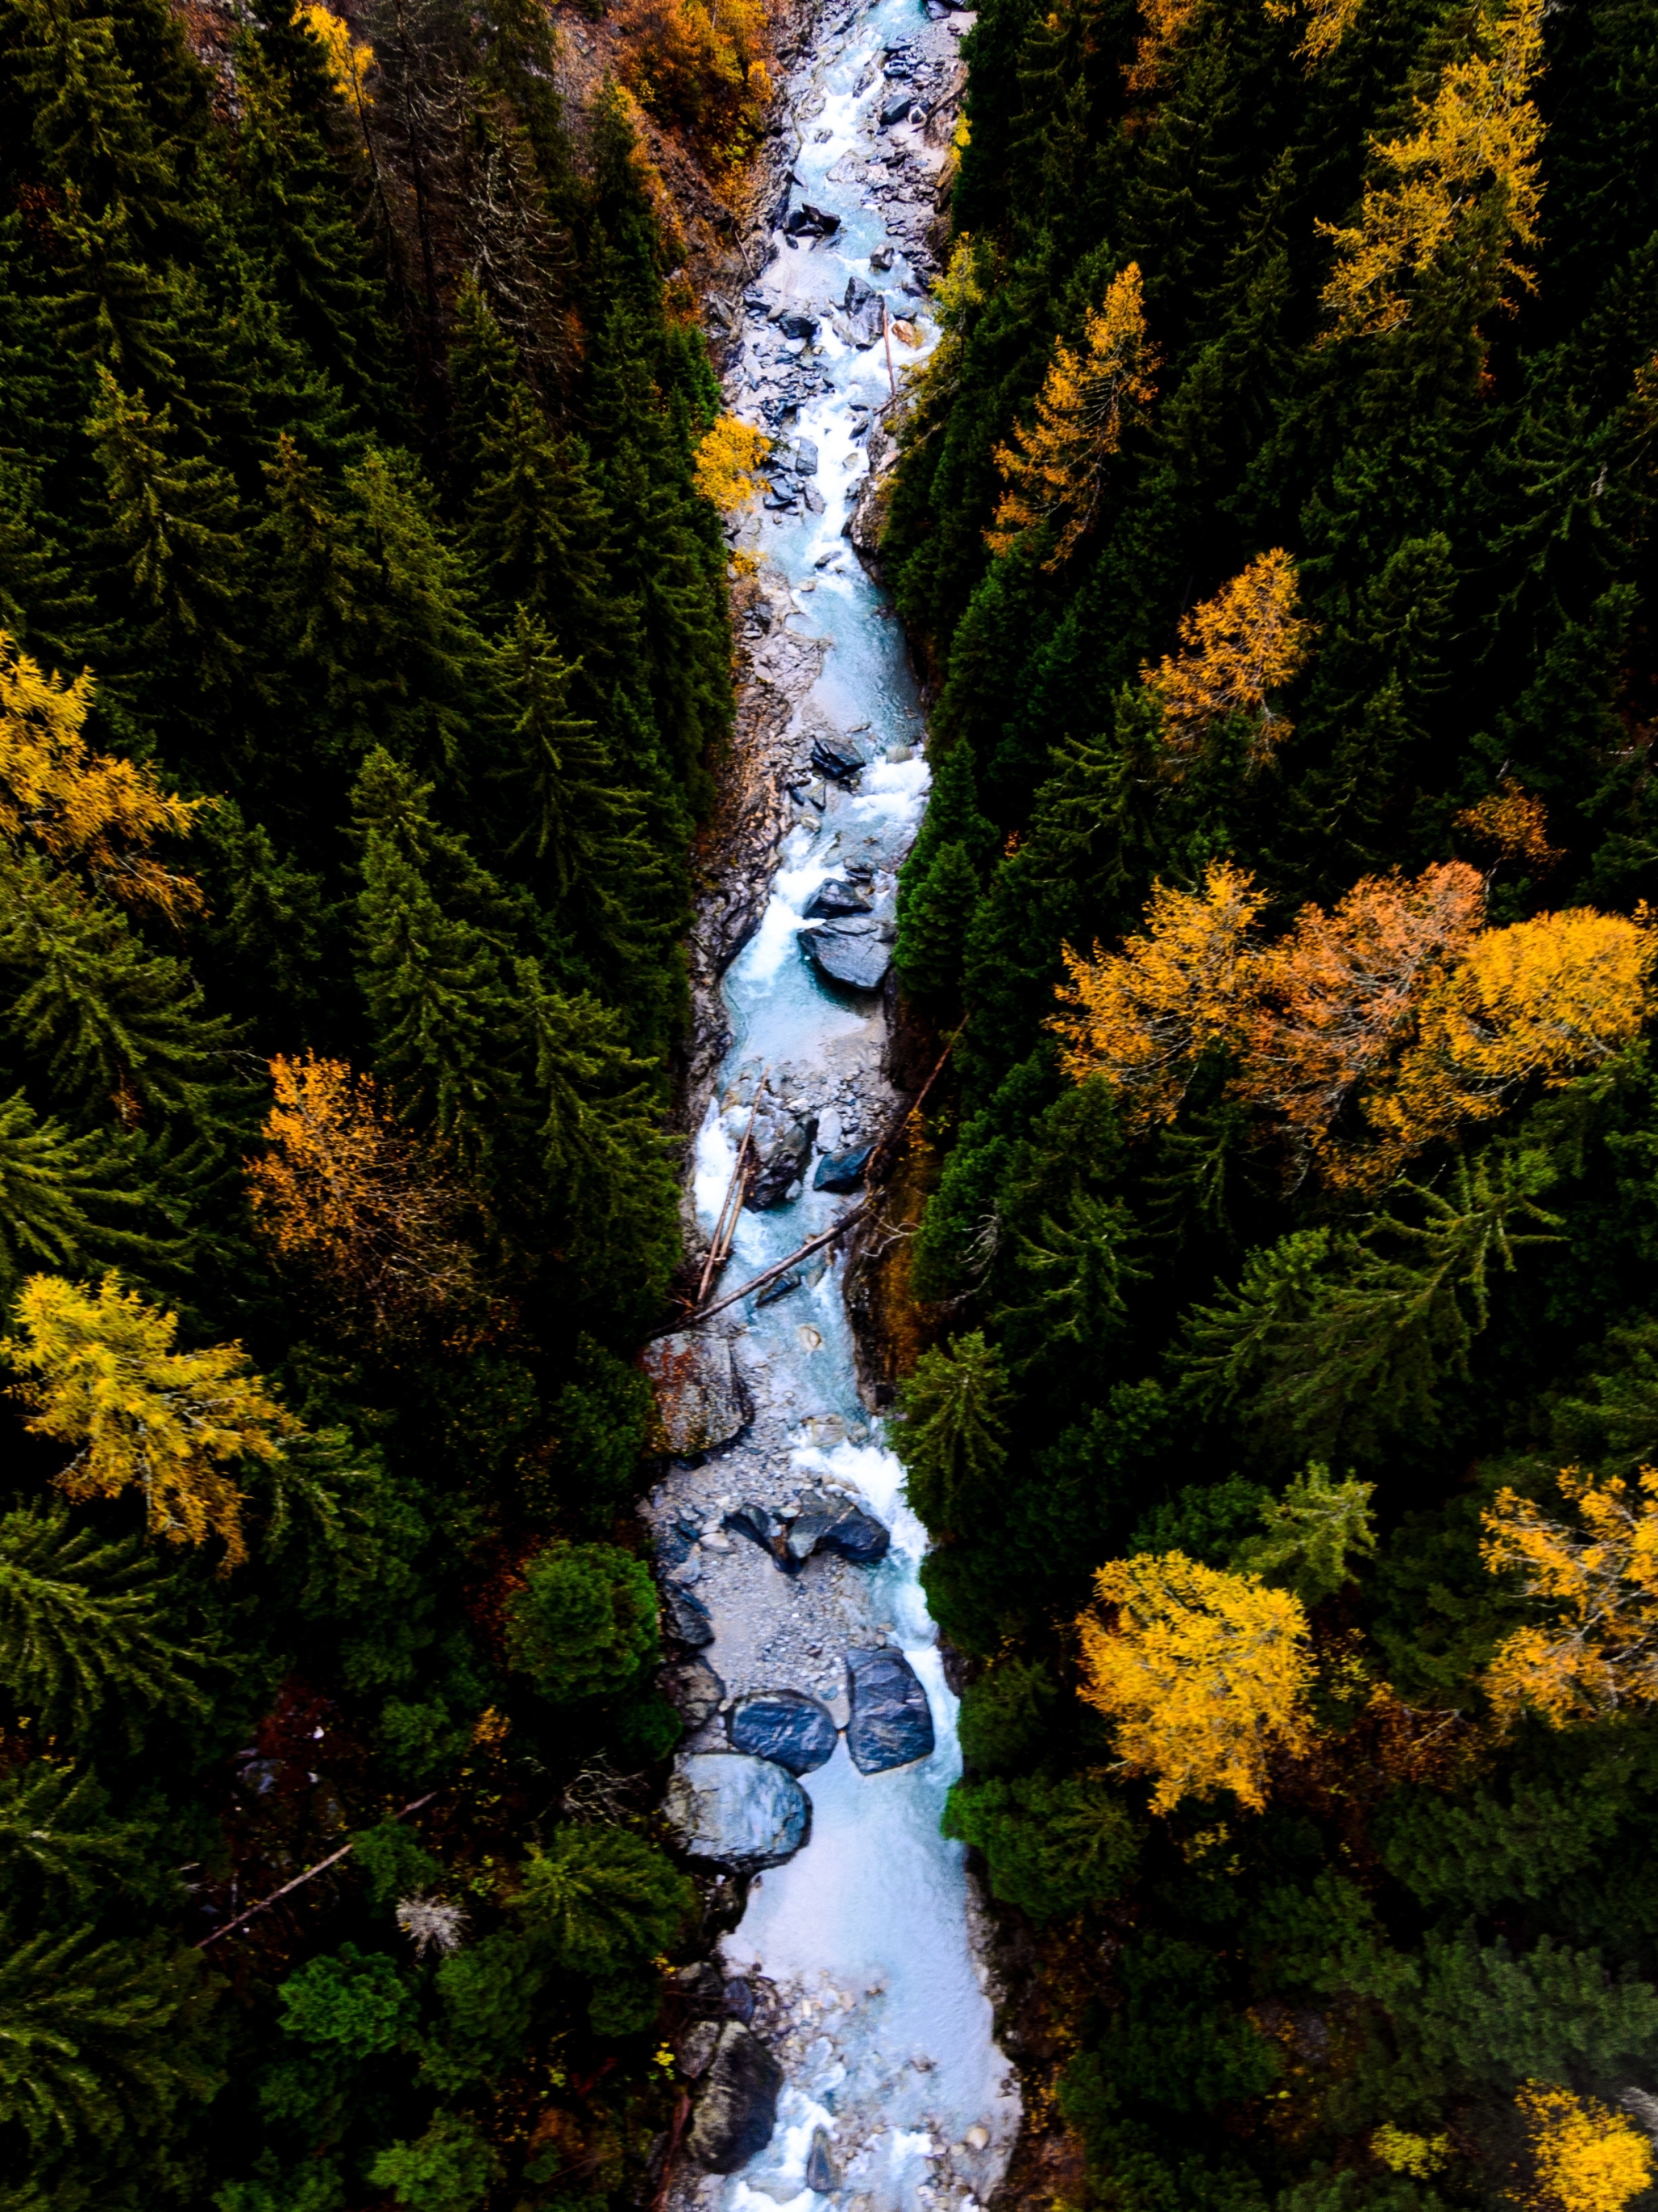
[647,5,1019,2210]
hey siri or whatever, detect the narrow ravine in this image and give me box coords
[644,7,1019,2210]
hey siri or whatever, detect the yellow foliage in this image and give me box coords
[1318,0,1545,341]
[1124,0,1200,90]
[1366,906,1657,1157]
[1516,2082,1654,2212]
[988,262,1158,566]
[1455,776,1562,870]
[0,631,203,919]
[1078,1551,1315,1813]
[615,0,774,164]
[1481,1468,1658,1725]
[1052,861,1267,1125]
[1372,2126,1451,2177]
[247,1053,479,1341]
[693,415,771,513]
[1248,861,1486,1141]
[302,2,374,107]
[1266,0,1365,66]
[2,1274,299,1567]
[1143,549,1317,772]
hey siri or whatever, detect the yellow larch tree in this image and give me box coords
[1363,906,1658,1160]
[987,263,1158,567]
[1318,0,1545,342]
[1078,1551,1315,1812]
[1124,0,1200,91]
[1480,1468,1658,1726]
[1142,549,1318,772]
[2,1274,300,1567]
[246,1053,479,1342]
[1052,860,1267,1126]
[1516,2082,1654,2212]
[692,415,772,515]
[1265,0,1365,67]
[1455,776,1562,871]
[1245,861,1486,1142]
[302,2,374,108]
[0,632,203,920]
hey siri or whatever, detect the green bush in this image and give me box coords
[368,2113,500,2212]
[275,1946,414,2059]
[942,1772,1139,1919]
[505,1542,659,1701]
[515,1825,693,1974]
[956,1655,1060,1775]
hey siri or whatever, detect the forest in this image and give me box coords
[0,0,776,2201]
[881,0,1658,2199]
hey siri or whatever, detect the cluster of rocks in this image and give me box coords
[724,1487,891,1572]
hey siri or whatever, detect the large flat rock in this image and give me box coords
[642,1331,751,1454]
[687,2022,784,2172]
[845,1646,935,1774]
[729,1690,839,1775]
[800,920,892,993]
[665,1751,811,1870]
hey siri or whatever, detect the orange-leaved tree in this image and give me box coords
[1455,776,1562,872]
[1052,861,1266,1126]
[247,1053,479,1342]
[1364,906,1658,1159]
[1318,0,1545,341]
[1516,2082,1654,2212]
[987,263,1158,567]
[1265,0,1366,67]
[2,1274,299,1567]
[1124,0,1200,91]
[1078,1551,1315,1811]
[693,416,772,514]
[0,631,204,920]
[1245,861,1486,1142]
[1481,1468,1658,1725]
[1142,549,1317,773]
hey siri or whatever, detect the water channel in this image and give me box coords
[649,6,1019,2210]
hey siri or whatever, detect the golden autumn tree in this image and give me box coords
[1516,2083,1654,2212]
[1364,906,1658,1160]
[1455,776,1562,871]
[1142,549,1318,773]
[988,263,1158,566]
[302,2,374,107]
[1078,1551,1315,1812]
[1480,1468,1658,1725]
[1052,861,1267,1125]
[1124,0,1200,91]
[2,1274,299,1567]
[1265,0,1366,66]
[1318,0,1545,341]
[1246,860,1486,1142]
[692,415,771,514]
[247,1053,479,1343]
[0,632,203,920]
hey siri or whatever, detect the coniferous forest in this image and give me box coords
[882,0,1658,2200]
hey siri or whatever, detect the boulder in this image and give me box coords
[729,1690,839,1776]
[810,734,868,783]
[806,2127,840,2193]
[814,1143,874,1192]
[801,921,892,993]
[803,483,826,516]
[724,1976,756,2023]
[674,1959,729,2016]
[643,1331,751,1454]
[784,202,840,239]
[665,1752,811,1870]
[844,274,886,348]
[747,1151,805,1209]
[845,1647,935,1773]
[661,1583,715,1648]
[814,1503,891,1565]
[754,1269,801,1308]
[724,1501,790,1564]
[805,877,874,918]
[869,245,895,270]
[687,2022,784,2173]
[789,437,820,475]
[775,304,822,337]
[783,1489,891,1569]
[661,1655,725,1729]
[881,90,923,125]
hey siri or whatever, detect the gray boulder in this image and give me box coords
[789,436,820,475]
[806,2126,840,2193]
[642,1331,751,1454]
[729,1690,838,1776]
[661,1584,715,1648]
[661,1655,725,1729]
[844,274,886,347]
[688,2022,784,2172]
[665,1751,811,1870]
[801,920,892,993]
[724,1500,790,1564]
[814,1143,874,1192]
[845,1647,935,1773]
[805,877,874,918]
[881,90,923,125]
[785,1488,891,1568]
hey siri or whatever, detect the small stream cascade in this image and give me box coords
[648,6,1019,2212]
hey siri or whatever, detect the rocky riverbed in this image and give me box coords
[645,4,1018,2210]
